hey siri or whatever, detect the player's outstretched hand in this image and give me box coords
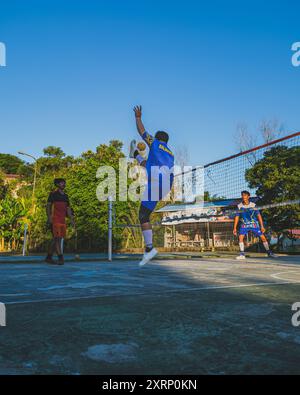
[133,105,142,118]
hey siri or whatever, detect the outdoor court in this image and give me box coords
[0,254,300,375]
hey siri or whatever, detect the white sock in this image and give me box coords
[142,230,153,250]
[263,241,270,252]
[239,242,245,254]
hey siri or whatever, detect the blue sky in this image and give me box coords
[0,0,299,166]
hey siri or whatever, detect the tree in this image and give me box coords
[0,153,24,174]
[175,145,190,169]
[235,119,286,152]
[65,140,134,251]
[234,122,257,152]
[0,193,29,252]
[0,170,8,200]
[245,145,300,238]
[27,139,139,253]
[234,123,259,166]
[43,146,65,158]
[204,191,226,202]
[259,119,285,143]
[38,146,73,174]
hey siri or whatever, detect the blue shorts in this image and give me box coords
[141,199,159,212]
[239,227,263,237]
[141,177,173,211]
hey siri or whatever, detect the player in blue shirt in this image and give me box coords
[131,105,175,266]
[233,191,276,260]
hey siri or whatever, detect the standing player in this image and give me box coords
[131,105,175,266]
[45,178,75,265]
[233,191,275,260]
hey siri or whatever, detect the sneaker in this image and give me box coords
[129,140,137,159]
[139,248,158,267]
[267,251,277,259]
[45,256,56,265]
[57,255,65,265]
[236,254,246,261]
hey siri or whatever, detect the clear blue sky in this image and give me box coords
[0,0,299,166]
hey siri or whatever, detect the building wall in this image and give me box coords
[163,221,238,251]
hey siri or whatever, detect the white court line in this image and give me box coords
[185,259,300,270]
[0,293,30,297]
[271,270,300,283]
[4,280,300,306]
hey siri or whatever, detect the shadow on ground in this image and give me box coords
[0,258,300,375]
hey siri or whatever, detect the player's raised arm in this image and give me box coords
[133,105,146,137]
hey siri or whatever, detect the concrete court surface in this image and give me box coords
[0,255,300,375]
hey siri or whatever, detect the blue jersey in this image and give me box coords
[142,131,174,182]
[237,202,261,229]
[141,131,174,209]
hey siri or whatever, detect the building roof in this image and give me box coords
[156,197,259,213]
[4,174,21,181]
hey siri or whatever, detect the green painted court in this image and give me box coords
[0,254,300,374]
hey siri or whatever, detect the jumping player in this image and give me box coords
[45,178,75,265]
[233,191,275,260]
[131,105,175,266]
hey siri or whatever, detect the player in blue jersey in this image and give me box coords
[131,105,175,266]
[233,191,276,260]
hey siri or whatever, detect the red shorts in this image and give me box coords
[52,223,66,238]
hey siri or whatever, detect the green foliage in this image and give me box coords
[0,153,24,174]
[0,192,30,251]
[246,145,300,234]
[9,140,141,253]
[1,141,299,253]
[43,146,65,158]
[204,191,226,202]
[0,171,8,200]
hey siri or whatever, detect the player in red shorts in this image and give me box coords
[45,178,75,265]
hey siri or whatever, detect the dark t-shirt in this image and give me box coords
[47,190,70,224]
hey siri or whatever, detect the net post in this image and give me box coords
[206,221,211,250]
[22,223,28,257]
[108,196,113,262]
